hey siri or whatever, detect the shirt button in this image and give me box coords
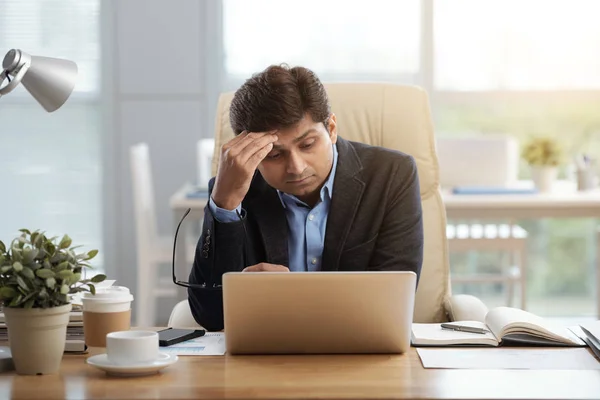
[311,258,317,265]
[308,214,315,221]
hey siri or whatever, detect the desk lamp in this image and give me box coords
[0,49,77,112]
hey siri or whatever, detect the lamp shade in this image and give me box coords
[1,49,78,112]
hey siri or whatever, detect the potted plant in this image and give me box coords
[521,136,563,192]
[0,229,105,375]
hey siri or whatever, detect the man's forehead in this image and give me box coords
[273,126,321,148]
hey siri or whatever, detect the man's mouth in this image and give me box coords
[288,175,313,184]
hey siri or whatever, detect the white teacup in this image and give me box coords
[106,330,159,365]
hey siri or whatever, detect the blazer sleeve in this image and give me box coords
[368,155,424,286]
[187,177,247,331]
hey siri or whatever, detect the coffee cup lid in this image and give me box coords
[81,286,134,302]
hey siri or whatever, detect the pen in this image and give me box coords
[440,323,489,335]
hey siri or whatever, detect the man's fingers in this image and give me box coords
[237,134,278,165]
[222,131,248,151]
[247,142,274,168]
[229,131,277,158]
[242,263,289,272]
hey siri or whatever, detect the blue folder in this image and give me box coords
[186,188,210,199]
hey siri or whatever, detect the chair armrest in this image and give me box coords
[444,294,489,322]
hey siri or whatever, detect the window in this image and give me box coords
[0,0,103,272]
[434,0,600,91]
[0,0,100,94]
[222,0,421,88]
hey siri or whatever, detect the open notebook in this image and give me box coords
[412,307,586,347]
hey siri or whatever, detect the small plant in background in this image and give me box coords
[0,229,106,309]
[521,136,563,167]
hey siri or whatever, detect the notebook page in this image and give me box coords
[486,307,584,345]
[412,322,498,346]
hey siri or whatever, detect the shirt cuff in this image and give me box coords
[209,197,243,223]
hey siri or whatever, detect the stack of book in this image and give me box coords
[0,306,87,353]
[580,321,600,361]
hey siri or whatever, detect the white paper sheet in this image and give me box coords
[416,348,600,370]
[160,332,226,356]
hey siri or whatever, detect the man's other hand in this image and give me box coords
[242,263,290,272]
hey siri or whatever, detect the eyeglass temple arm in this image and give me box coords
[172,208,192,286]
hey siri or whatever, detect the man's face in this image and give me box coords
[257,113,338,206]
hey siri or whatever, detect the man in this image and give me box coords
[188,65,423,331]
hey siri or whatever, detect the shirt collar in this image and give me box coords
[277,143,339,209]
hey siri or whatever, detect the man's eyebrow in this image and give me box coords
[272,129,317,150]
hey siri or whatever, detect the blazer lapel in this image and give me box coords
[246,174,289,267]
[322,138,365,271]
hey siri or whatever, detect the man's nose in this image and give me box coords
[286,151,307,175]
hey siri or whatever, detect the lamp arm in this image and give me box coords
[0,61,31,96]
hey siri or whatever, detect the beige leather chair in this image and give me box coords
[169,83,488,328]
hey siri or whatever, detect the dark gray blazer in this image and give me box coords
[188,137,424,331]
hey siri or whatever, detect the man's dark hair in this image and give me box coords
[229,64,331,135]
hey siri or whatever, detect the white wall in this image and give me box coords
[102,0,223,324]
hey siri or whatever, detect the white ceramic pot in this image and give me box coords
[3,303,71,375]
[531,166,558,193]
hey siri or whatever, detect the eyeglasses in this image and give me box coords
[172,206,248,290]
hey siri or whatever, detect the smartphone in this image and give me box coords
[157,328,206,346]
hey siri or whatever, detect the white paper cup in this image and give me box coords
[106,330,159,365]
[82,286,134,347]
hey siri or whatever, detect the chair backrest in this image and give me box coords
[129,143,160,256]
[211,83,451,323]
[197,138,215,189]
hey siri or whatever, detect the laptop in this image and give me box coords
[222,271,416,355]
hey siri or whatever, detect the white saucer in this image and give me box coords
[86,352,178,377]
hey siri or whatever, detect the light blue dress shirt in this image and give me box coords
[208,144,338,272]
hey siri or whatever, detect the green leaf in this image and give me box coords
[0,255,5,266]
[90,274,106,283]
[30,231,39,246]
[1,265,12,273]
[60,284,69,295]
[11,248,21,262]
[19,229,31,235]
[0,286,17,299]
[28,262,42,271]
[59,234,72,249]
[55,261,69,272]
[9,294,23,307]
[12,262,23,272]
[20,291,37,305]
[71,272,81,284]
[56,270,73,280]
[24,298,35,309]
[86,249,99,261]
[20,267,35,280]
[44,241,56,257]
[16,276,28,291]
[0,240,5,253]
[88,283,96,295]
[22,247,38,264]
[45,277,56,289]
[36,268,55,279]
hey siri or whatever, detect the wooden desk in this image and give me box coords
[1,347,599,399]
